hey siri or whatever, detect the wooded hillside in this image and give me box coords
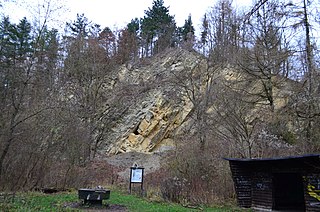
[0,0,319,204]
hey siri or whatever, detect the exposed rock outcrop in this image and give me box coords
[101,48,297,156]
[105,49,199,155]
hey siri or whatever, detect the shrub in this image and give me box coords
[160,140,234,206]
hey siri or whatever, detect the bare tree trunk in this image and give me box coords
[0,108,19,180]
[0,138,13,180]
[303,0,314,143]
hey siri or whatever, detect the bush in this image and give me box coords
[160,140,234,206]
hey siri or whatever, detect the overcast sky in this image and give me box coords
[1,0,253,33]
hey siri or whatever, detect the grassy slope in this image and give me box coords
[0,190,249,211]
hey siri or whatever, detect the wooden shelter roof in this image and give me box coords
[224,154,320,162]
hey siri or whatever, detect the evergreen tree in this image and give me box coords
[11,17,33,60]
[181,14,195,42]
[66,13,91,38]
[35,26,59,64]
[200,14,209,54]
[127,18,140,35]
[0,16,15,63]
[140,0,176,56]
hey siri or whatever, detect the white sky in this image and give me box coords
[1,0,253,33]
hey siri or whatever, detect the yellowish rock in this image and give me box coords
[138,119,150,134]
[127,133,144,145]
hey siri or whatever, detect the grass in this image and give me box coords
[0,192,76,211]
[0,190,249,211]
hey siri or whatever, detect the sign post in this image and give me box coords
[129,164,144,195]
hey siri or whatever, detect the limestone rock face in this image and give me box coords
[105,49,199,155]
[101,48,296,156]
[107,95,190,154]
[90,47,302,186]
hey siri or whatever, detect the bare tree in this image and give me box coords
[211,75,264,158]
[242,0,320,149]
[206,0,240,64]
[237,0,290,112]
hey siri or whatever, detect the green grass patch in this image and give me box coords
[0,190,248,211]
[0,192,77,211]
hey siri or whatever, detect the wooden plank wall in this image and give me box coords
[251,172,273,210]
[229,162,252,208]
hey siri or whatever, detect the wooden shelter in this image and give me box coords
[225,154,320,211]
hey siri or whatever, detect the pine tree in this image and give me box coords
[200,14,209,54]
[66,13,91,38]
[140,0,176,56]
[127,18,139,35]
[11,17,32,60]
[181,14,195,42]
[0,16,15,63]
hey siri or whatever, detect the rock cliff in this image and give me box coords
[105,49,200,155]
[102,48,296,156]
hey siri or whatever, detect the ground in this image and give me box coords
[64,202,128,211]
